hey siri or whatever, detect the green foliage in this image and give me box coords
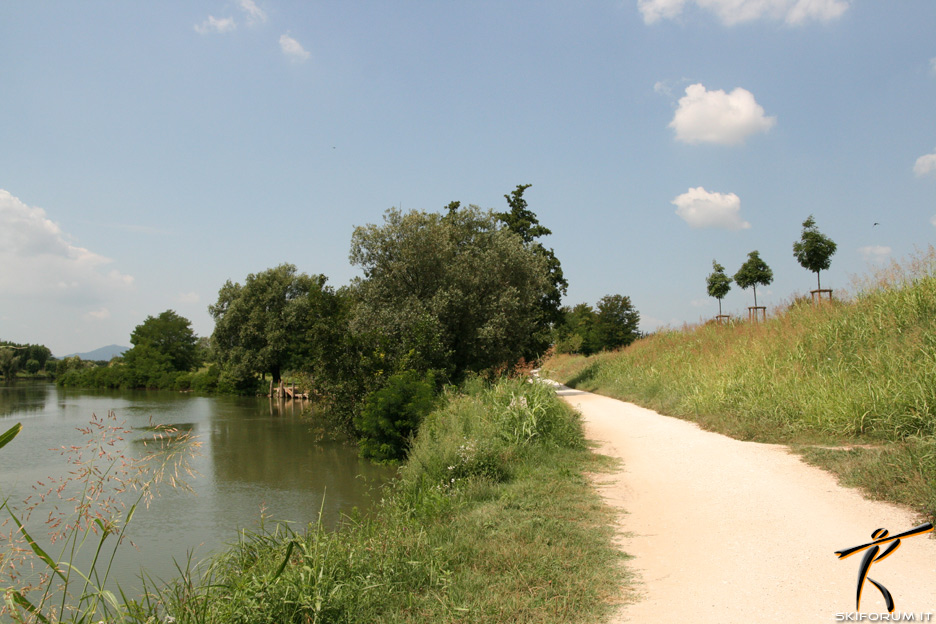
[706,260,732,315]
[793,214,837,290]
[594,294,640,351]
[555,296,641,355]
[734,250,774,307]
[3,378,624,623]
[209,264,342,391]
[149,379,619,624]
[128,309,200,372]
[0,349,19,380]
[555,303,600,355]
[356,370,438,462]
[350,204,551,380]
[495,184,568,328]
[0,342,51,379]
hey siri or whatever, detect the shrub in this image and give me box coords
[356,370,438,462]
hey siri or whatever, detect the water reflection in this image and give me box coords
[0,383,393,594]
[0,381,48,417]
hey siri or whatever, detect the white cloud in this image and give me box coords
[279,34,310,62]
[0,189,133,303]
[670,84,776,145]
[858,245,892,262]
[84,308,111,321]
[176,292,201,304]
[238,0,267,24]
[639,0,686,23]
[195,15,236,35]
[914,149,936,178]
[638,0,850,25]
[672,186,751,230]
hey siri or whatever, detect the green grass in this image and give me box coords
[542,247,936,521]
[71,377,629,624]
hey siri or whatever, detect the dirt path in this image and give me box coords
[551,383,936,623]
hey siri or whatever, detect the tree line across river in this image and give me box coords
[3,186,640,460]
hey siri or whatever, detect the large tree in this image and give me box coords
[349,204,551,378]
[495,184,568,328]
[734,251,773,308]
[594,295,641,351]
[706,260,733,316]
[792,215,837,290]
[127,310,199,372]
[209,264,339,389]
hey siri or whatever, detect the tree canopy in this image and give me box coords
[209,264,339,390]
[594,295,640,351]
[554,295,641,355]
[706,260,732,316]
[349,204,551,379]
[128,310,199,372]
[0,341,53,380]
[494,184,568,328]
[734,251,773,308]
[792,215,837,290]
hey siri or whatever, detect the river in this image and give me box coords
[0,381,392,598]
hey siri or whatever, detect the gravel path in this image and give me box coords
[552,383,936,623]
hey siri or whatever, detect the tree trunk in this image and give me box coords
[816,271,822,291]
[753,285,758,308]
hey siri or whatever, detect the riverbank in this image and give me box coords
[542,250,936,522]
[3,376,629,623]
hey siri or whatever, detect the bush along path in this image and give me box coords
[546,380,936,623]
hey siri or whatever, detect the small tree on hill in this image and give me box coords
[706,260,732,316]
[792,215,837,290]
[734,251,773,308]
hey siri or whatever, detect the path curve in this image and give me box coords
[550,383,936,623]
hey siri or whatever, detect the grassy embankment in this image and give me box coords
[3,377,628,623]
[542,249,936,522]
[140,377,628,624]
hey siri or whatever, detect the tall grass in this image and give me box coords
[542,247,936,518]
[1,413,199,623]
[15,377,625,623]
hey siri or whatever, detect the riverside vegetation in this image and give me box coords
[2,187,636,621]
[542,247,936,523]
[1,376,627,623]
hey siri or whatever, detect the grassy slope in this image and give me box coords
[120,377,630,624]
[542,250,936,522]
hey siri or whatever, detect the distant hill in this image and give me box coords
[59,344,129,361]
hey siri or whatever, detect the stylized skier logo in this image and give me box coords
[835,522,933,613]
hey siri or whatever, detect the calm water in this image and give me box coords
[0,382,392,595]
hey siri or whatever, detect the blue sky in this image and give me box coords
[2,1,935,356]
